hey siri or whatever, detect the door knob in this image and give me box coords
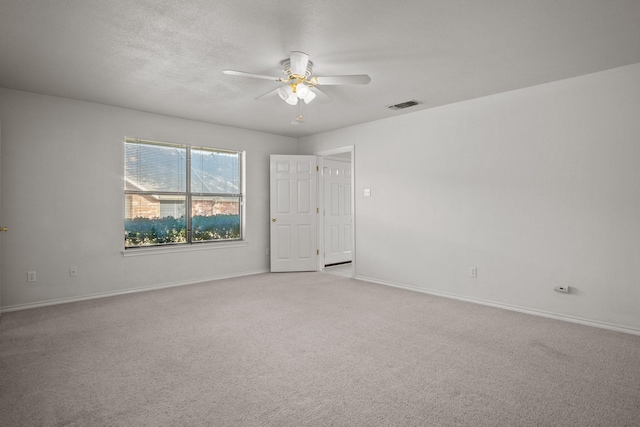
[0,227,7,232]
[272,218,276,222]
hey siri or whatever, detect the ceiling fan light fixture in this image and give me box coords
[285,96,298,105]
[285,92,298,106]
[277,85,293,101]
[296,84,310,99]
[302,90,316,104]
[277,85,298,105]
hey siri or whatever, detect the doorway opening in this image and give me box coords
[317,146,355,278]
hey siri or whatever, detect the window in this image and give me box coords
[124,138,244,248]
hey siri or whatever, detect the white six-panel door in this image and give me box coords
[323,158,352,265]
[270,155,318,272]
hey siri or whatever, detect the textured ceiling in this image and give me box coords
[1,0,639,138]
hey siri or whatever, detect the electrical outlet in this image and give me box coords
[27,271,37,282]
[470,267,477,278]
[69,266,78,277]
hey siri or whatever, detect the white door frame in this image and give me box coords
[316,146,355,277]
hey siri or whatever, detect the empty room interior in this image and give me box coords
[1,1,640,426]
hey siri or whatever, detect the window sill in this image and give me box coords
[122,240,248,257]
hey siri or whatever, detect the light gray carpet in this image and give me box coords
[1,272,639,426]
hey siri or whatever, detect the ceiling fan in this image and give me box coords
[223,51,371,106]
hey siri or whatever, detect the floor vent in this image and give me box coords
[387,100,421,110]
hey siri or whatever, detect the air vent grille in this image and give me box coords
[387,100,421,110]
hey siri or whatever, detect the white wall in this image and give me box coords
[0,89,298,309]
[300,63,640,332]
[3,63,640,332]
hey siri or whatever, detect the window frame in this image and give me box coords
[124,137,245,250]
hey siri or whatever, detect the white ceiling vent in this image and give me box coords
[387,100,421,110]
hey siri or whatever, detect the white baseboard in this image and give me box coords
[6,270,638,336]
[355,275,640,336]
[1,269,270,313]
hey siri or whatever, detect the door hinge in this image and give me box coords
[316,165,319,172]
[317,249,319,255]
[316,207,319,213]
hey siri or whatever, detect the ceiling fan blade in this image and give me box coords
[255,86,282,101]
[223,69,283,82]
[310,86,332,104]
[289,51,310,76]
[314,74,371,85]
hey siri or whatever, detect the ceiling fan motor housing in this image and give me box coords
[281,59,313,79]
